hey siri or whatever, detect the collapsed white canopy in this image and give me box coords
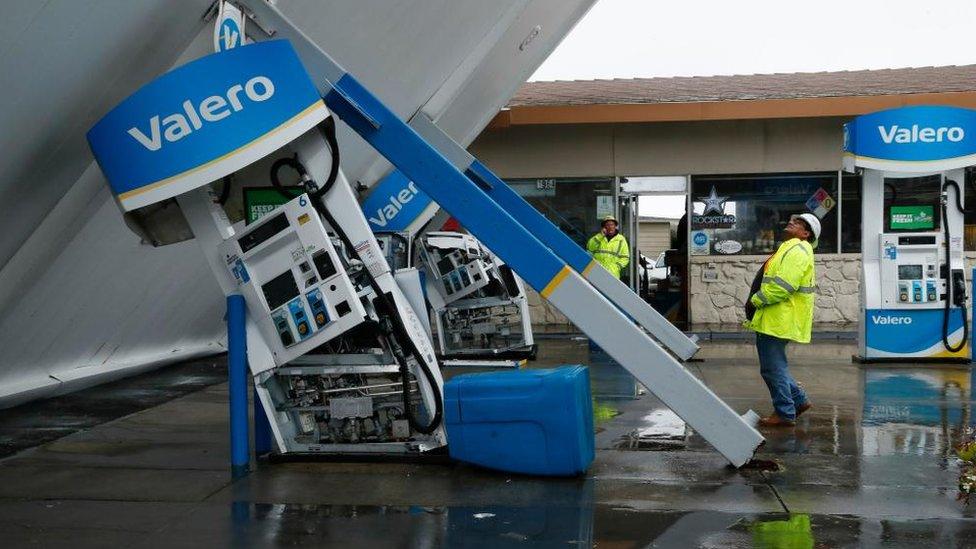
[0,0,594,406]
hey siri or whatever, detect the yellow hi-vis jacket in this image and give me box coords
[587,232,630,279]
[745,238,816,343]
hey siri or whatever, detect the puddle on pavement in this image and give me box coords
[615,409,689,450]
[861,368,975,458]
[592,400,622,428]
[224,502,976,548]
[559,335,976,459]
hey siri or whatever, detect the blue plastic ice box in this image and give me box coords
[444,366,595,476]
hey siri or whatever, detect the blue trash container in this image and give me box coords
[444,366,595,476]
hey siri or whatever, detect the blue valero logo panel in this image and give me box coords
[87,40,328,211]
[843,106,976,172]
[864,308,967,358]
[362,170,434,232]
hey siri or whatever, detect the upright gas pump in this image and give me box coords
[846,106,974,362]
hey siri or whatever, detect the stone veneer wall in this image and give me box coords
[526,286,570,326]
[689,252,976,331]
[689,254,860,331]
[524,253,976,330]
[522,255,864,329]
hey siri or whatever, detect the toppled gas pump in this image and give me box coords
[87,40,447,455]
[363,171,537,367]
[418,231,535,362]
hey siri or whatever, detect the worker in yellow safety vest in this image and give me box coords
[744,213,820,427]
[587,215,630,279]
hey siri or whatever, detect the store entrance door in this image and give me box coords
[620,176,689,330]
[617,191,639,289]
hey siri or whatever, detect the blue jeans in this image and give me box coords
[756,333,808,420]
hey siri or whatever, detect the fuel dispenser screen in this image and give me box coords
[262,270,300,310]
[897,264,923,280]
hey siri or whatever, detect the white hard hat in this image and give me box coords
[796,213,821,243]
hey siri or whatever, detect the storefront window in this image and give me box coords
[690,173,839,255]
[964,168,976,251]
[507,177,615,248]
[840,173,861,252]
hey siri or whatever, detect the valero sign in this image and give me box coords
[362,170,434,232]
[843,106,976,172]
[87,40,328,212]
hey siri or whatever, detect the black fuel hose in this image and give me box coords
[269,122,442,434]
[314,116,341,199]
[944,178,972,214]
[940,180,969,353]
[883,182,898,204]
[217,175,232,205]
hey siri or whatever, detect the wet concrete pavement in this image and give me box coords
[1,336,975,547]
[0,357,227,459]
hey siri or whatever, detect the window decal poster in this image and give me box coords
[805,187,835,218]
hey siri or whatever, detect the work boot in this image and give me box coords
[796,402,812,417]
[758,414,796,427]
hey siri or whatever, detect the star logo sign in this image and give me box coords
[698,186,728,215]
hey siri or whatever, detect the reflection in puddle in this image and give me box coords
[861,368,974,457]
[540,337,976,459]
[229,502,976,547]
[750,514,813,548]
[592,399,622,425]
[588,344,643,432]
[587,347,641,400]
[615,409,688,450]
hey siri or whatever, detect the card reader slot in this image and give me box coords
[312,250,337,280]
[239,212,290,253]
[897,236,936,245]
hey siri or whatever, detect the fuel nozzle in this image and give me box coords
[300,173,319,195]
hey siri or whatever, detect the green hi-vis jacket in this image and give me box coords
[586,232,630,279]
[746,238,816,343]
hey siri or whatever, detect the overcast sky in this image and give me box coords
[532,0,976,81]
[531,0,976,218]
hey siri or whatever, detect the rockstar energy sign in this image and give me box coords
[692,186,735,229]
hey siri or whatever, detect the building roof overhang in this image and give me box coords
[488,66,976,128]
[489,91,976,128]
